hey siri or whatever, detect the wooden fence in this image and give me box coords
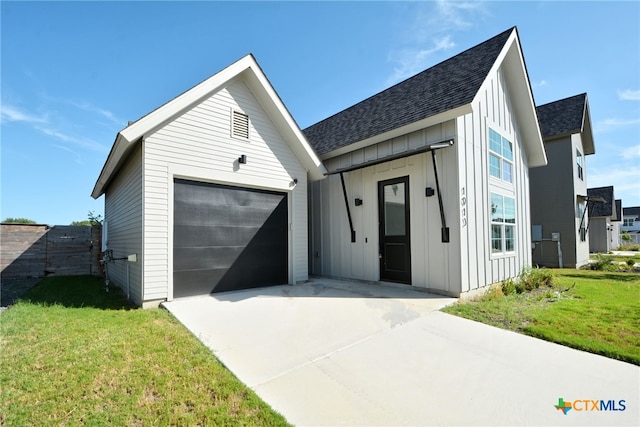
[1,224,102,280]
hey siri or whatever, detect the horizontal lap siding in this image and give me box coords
[104,145,143,304]
[144,78,308,300]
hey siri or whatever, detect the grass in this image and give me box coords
[0,276,290,426]
[443,269,640,365]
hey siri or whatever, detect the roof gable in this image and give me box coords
[303,28,514,156]
[92,55,326,198]
[623,206,640,220]
[536,93,595,155]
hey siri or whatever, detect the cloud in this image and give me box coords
[387,36,456,84]
[1,104,48,124]
[595,117,640,132]
[622,144,640,159]
[533,80,548,88]
[52,144,83,164]
[38,127,108,153]
[618,89,640,101]
[434,0,487,30]
[69,100,124,126]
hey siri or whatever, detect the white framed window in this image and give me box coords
[577,201,587,242]
[576,149,584,180]
[623,218,634,227]
[491,193,516,254]
[489,128,513,183]
[231,109,249,140]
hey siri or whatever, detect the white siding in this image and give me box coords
[458,66,532,290]
[310,66,535,296]
[310,121,462,295]
[143,77,308,301]
[104,145,143,305]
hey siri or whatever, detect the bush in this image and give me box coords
[618,243,640,252]
[500,267,554,295]
[587,254,616,271]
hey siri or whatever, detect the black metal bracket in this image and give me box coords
[431,150,450,243]
[340,172,356,243]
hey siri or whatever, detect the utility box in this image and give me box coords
[532,225,542,242]
[551,232,560,242]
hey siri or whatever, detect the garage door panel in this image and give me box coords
[173,179,288,297]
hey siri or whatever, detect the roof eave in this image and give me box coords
[318,105,471,160]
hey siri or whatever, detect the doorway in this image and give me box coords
[378,176,411,283]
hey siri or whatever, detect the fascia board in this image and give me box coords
[319,105,470,161]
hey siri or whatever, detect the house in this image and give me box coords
[303,27,547,297]
[92,55,326,307]
[529,94,595,268]
[587,186,621,253]
[621,206,640,244]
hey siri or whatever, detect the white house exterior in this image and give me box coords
[304,28,547,296]
[92,55,326,307]
[587,186,620,253]
[621,206,640,244]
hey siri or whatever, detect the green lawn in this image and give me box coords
[442,269,640,365]
[0,276,290,426]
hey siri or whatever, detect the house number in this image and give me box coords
[461,187,467,227]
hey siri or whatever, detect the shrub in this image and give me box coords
[501,278,516,296]
[618,243,640,252]
[588,254,616,271]
[627,258,636,267]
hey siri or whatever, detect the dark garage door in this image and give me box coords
[173,179,288,297]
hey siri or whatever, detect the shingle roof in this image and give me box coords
[536,93,587,139]
[587,186,615,218]
[623,206,640,220]
[303,27,515,155]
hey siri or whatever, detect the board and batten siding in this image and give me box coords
[143,77,308,301]
[457,66,532,292]
[104,145,143,305]
[309,121,464,295]
[310,66,534,296]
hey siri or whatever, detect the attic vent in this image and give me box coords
[232,110,249,139]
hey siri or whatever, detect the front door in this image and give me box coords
[378,176,411,283]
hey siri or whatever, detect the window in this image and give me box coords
[489,128,513,183]
[624,218,635,227]
[232,110,249,139]
[491,193,516,254]
[576,149,584,180]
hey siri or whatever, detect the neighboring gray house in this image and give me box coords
[530,94,594,268]
[587,186,620,253]
[92,55,326,307]
[621,206,640,244]
[304,27,547,296]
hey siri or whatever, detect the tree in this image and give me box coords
[3,218,37,224]
[70,211,103,226]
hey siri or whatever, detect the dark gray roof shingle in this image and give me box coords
[588,186,615,218]
[623,206,640,220]
[303,27,515,155]
[536,93,587,139]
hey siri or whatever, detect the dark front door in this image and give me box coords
[173,179,288,297]
[378,176,411,284]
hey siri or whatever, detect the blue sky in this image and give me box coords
[2,1,639,225]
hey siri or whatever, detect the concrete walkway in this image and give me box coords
[163,278,639,426]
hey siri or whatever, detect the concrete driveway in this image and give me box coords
[163,278,639,426]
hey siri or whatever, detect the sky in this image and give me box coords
[1,0,639,225]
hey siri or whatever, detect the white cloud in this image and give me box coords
[618,89,640,101]
[0,104,48,124]
[38,127,108,153]
[69,100,124,126]
[622,144,640,159]
[387,36,456,84]
[52,144,83,164]
[595,117,640,132]
[435,0,486,30]
[533,80,548,88]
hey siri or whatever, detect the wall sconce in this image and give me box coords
[425,187,435,197]
[238,155,247,164]
[354,198,363,206]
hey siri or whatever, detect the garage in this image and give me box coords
[173,179,288,297]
